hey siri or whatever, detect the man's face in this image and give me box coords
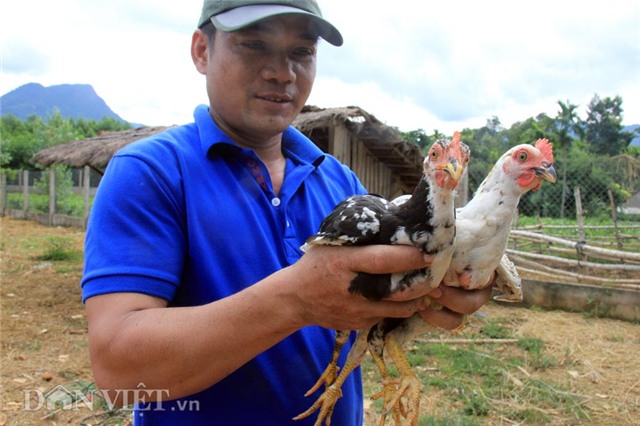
[202,15,318,146]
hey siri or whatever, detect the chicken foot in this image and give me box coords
[379,336,421,426]
[303,330,350,396]
[369,348,406,426]
[294,331,368,426]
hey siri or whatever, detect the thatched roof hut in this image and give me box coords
[32,106,424,197]
[293,105,423,195]
[32,126,174,173]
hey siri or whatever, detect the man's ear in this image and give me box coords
[191,29,209,75]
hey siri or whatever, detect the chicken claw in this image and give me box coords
[294,384,343,426]
[295,332,368,426]
[383,337,421,426]
[303,330,349,396]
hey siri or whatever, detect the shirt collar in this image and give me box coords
[194,104,325,167]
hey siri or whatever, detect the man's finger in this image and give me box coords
[418,306,464,331]
[428,285,493,315]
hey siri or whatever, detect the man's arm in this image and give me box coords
[86,244,443,404]
[86,244,491,405]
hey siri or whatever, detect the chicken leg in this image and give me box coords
[369,347,405,426]
[377,335,421,426]
[294,331,368,426]
[303,330,350,396]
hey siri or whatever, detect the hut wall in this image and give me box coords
[346,132,396,198]
[307,119,418,200]
[329,124,351,166]
[388,178,406,201]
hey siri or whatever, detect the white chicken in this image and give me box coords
[444,138,556,292]
[369,138,557,425]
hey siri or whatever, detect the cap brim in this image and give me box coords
[210,4,343,46]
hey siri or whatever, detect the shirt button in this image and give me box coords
[271,197,281,207]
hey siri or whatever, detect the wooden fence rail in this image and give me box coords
[509,230,640,263]
[507,186,640,293]
[0,166,94,228]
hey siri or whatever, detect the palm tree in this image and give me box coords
[554,100,584,218]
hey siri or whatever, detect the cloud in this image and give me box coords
[2,38,50,75]
[316,0,640,131]
[1,0,638,132]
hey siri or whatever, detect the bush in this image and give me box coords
[35,237,79,261]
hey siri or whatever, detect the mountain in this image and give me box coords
[0,83,128,123]
[623,124,640,147]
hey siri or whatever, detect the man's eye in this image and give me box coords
[293,47,315,58]
[241,41,266,50]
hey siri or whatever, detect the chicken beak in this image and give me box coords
[444,158,464,182]
[534,163,557,183]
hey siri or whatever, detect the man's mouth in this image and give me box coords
[258,94,292,103]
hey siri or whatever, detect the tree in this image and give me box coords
[464,118,509,193]
[400,129,451,152]
[0,114,46,169]
[400,128,430,150]
[585,94,629,156]
[1,113,132,170]
[554,100,584,218]
[44,110,80,148]
[505,113,553,147]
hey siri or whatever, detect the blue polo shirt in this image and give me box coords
[81,105,367,425]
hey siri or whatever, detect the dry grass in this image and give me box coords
[1,217,95,425]
[513,306,640,424]
[363,304,640,425]
[1,217,639,425]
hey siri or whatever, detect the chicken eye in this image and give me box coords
[517,151,528,162]
[429,146,442,160]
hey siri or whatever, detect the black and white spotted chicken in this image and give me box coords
[302,132,470,300]
[295,132,470,426]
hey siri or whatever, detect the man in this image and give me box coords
[82,1,492,424]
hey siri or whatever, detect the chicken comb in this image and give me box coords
[451,131,461,148]
[534,138,554,164]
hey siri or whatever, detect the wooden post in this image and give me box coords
[331,125,351,166]
[22,170,29,215]
[574,186,586,261]
[49,168,56,226]
[510,209,519,250]
[608,189,623,251]
[455,171,469,208]
[0,172,6,215]
[83,165,91,229]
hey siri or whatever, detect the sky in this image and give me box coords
[1,0,639,134]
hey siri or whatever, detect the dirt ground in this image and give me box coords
[1,217,639,425]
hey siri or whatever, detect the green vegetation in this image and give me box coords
[516,215,640,236]
[514,215,640,258]
[401,95,640,219]
[2,94,639,222]
[34,236,82,262]
[479,318,511,339]
[7,190,93,217]
[1,110,131,170]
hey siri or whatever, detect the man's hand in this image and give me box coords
[418,284,493,330]
[291,245,494,332]
[379,256,495,331]
[289,244,433,330]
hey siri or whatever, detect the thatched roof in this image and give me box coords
[294,105,423,186]
[32,106,423,182]
[32,126,174,172]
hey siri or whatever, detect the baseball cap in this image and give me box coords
[198,0,343,46]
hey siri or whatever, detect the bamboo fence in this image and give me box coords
[508,188,640,289]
